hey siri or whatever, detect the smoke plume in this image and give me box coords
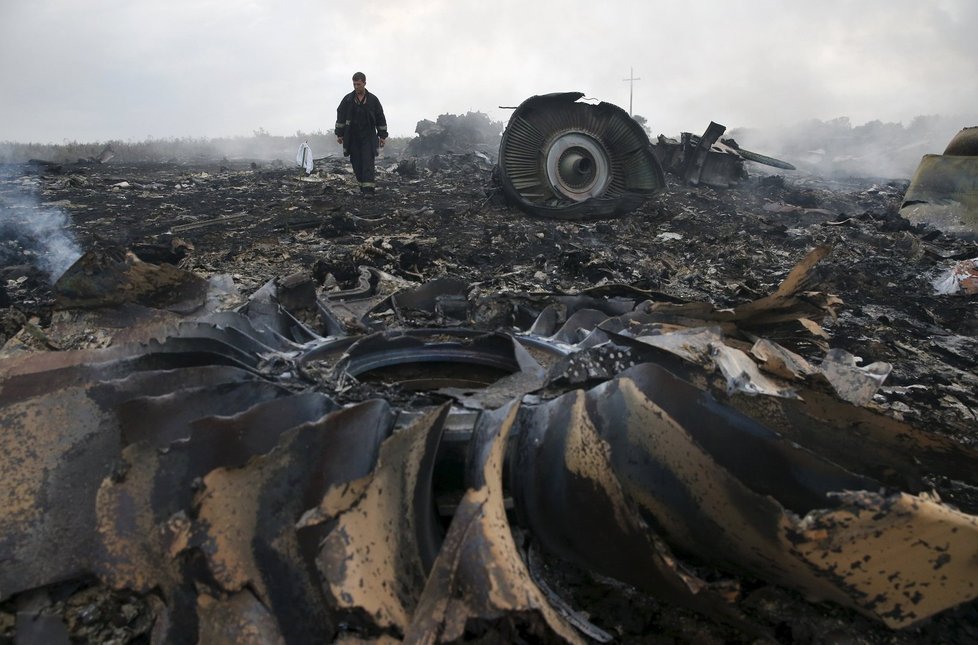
[0,192,82,284]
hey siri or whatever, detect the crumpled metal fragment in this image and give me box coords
[510,363,978,628]
[405,402,586,643]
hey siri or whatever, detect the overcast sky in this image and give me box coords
[1,0,976,143]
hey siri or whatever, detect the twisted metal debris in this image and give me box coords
[2,247,978,642]
[497,92,666,219]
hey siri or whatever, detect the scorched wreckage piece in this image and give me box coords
[652,121,796,189]
[2,248,978,642]
[901,125,978,239]
[497,92,666,219]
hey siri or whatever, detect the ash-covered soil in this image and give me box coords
[1,153,977,643]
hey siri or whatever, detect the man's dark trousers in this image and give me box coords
[349,132,376,191]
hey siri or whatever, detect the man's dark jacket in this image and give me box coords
[335,90,388,157]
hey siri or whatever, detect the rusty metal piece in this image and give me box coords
[0,358,262,603]
[515,363,978,627]
[497,92,665,219]
[787,490,978,627]
[196,590,285,645]
[0,381,120,601]
[193,400,395,642]
[509,384,772,635]
[316,404,448,635]
[95,391,337,585]
[0,365,316,605]
[93,390,339,643]
[404,401,586,643]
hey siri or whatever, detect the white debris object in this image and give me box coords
[933,258,978,295]
[296,141,314,174]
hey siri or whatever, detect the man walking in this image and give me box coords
[335,72,388,196]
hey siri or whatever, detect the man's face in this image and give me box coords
[353,78,365,93]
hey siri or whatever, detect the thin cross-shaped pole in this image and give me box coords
[622,67,641,116]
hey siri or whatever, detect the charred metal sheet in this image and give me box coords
[92,392,338,639]
[721,137,796,170]
[201,311,301,353]
[404,401,586,643]
[725,381,978,496]
[436,341,549,410]
[98,391,338,575]
[509,384,769,635]
[390,276,470,324]
[545,343,642,386]
[653,122,794,188]
[0,339,263,404]
[900,126,978,238]
[162,319,297,357]
[316,404,448,636]
[389,276,468,314]
[512,364,978,628]
[818,347,892,406]
[319,266,417,333]
[192,400,395,642]
[243,278,322,343]
[682,121,728,185]
[0,360,265,602]
[611,325,808,398]
[115,380,293,447]
[0,367,315,607]
[497,92,665,219]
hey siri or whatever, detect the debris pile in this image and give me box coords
[3,250,978,643]
[404,111,503,157]
[1,127,978,642]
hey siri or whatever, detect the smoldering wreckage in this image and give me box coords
[1,94,978,644]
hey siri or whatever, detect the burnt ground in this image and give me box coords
[1,153,978,643]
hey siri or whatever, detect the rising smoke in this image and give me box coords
[729,113,977,180]
[0,191,82,284]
